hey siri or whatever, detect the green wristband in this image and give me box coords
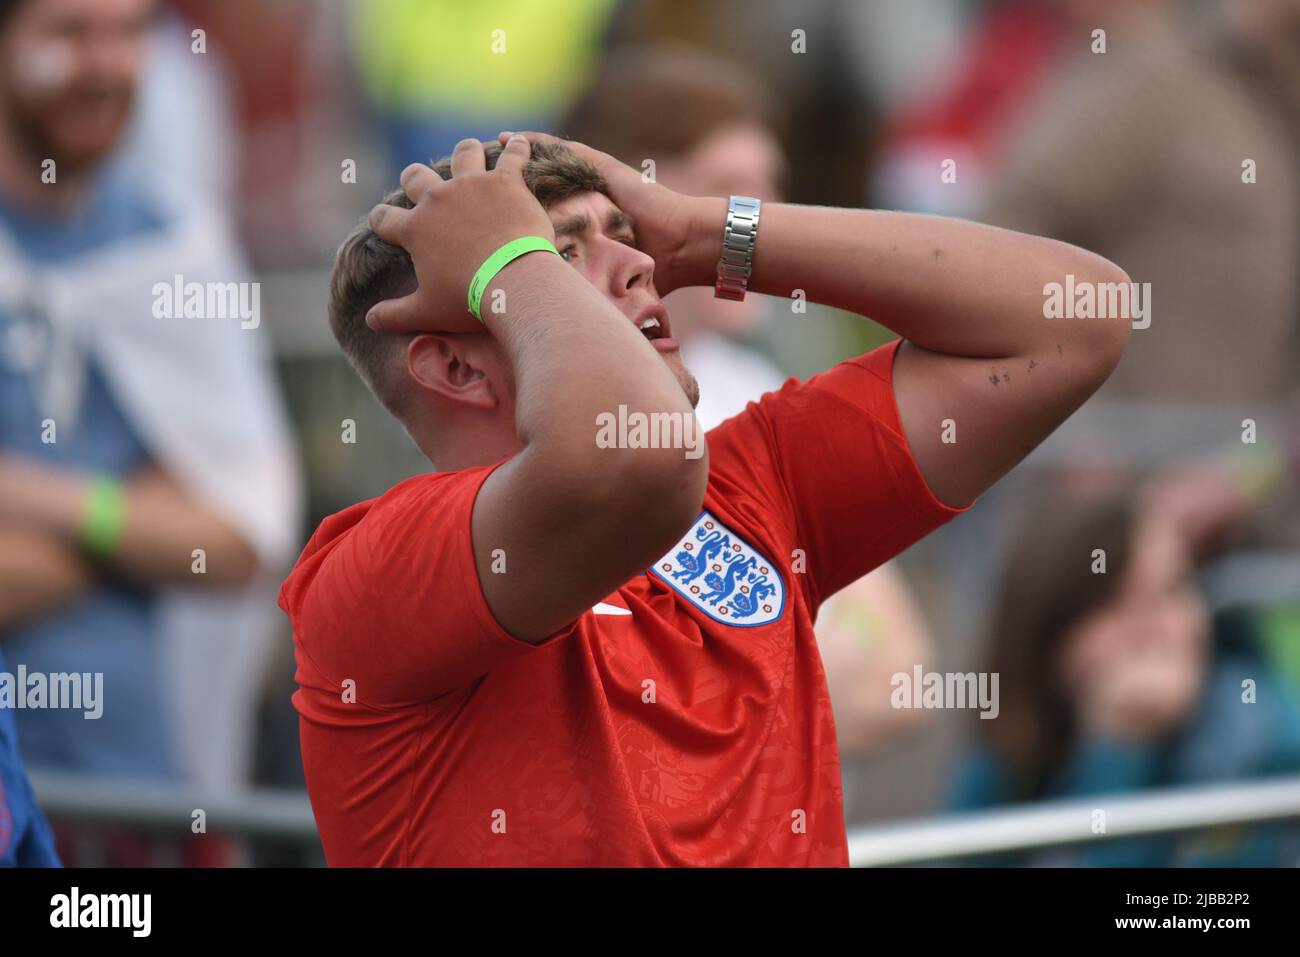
[84,474,125,558]
[467,236,560,322]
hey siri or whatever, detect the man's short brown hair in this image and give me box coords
[328,141,609,414]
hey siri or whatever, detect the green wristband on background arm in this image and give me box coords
[467,236,560,322]
[83,474,125,558]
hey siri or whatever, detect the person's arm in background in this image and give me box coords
[0,456,259,588]
[501,132,1131,511]
[1052,622,1194,867]
[0,525,92,631]
[817,563,935,754]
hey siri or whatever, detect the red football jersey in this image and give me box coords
[280,340,968,866]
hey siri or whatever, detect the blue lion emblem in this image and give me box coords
[728,575,778,619]
[652,512,786,627]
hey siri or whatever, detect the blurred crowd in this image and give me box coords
[1,0,1298,866]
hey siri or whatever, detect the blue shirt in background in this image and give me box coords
[0,167,175,785]
[0,652,59,866]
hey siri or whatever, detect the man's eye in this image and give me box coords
[559,245,577,262]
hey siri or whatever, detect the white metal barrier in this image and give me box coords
[847,775,1300,866]
[29,770,319,841]
[29,770,1300,866]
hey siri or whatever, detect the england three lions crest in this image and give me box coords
[651,511,786,627]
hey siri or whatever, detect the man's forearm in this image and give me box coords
[0,459,259,586]
[466,250,709,640]
[0,525,92,632]
[678,198,1130,360]
[486,251,704,486]
[672,197,1129,508]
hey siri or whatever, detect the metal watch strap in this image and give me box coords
[714,195,761,301]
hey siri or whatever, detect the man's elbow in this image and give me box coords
[1102,263,1135,365]
[1071,257,1133,387]
[204,534,262,586]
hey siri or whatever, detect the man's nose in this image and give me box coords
[612,243,655,296]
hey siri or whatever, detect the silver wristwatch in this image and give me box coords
[714,195,761,301]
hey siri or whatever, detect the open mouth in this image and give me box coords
[634,304,672,343]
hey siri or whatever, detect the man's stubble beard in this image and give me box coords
[683,369,700,410]
[1,80,135,176]
[665,353,700,409]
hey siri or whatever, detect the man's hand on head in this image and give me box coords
[496,131,722,296]
[365,136,556,335]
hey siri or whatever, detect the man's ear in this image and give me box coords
[406,334,498,410]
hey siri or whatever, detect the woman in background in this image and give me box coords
[951,491,1300,866]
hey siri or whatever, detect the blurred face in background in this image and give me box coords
[1229,0,1300,31]
[1058,516,1211,741]
[1226,0,1300,55]
[0,0,154,173]
[657,122,786,340]
[1053,0,1174,26]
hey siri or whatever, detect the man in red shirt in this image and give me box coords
[280,133,1130,866]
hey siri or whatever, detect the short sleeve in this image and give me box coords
[705,339,970,613]
[280,464,562,706]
